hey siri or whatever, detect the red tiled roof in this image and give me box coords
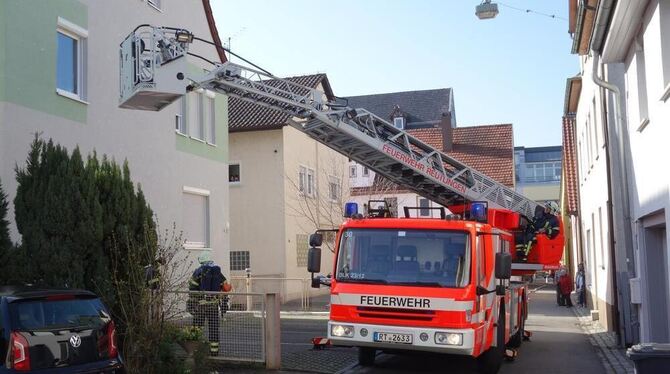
[228,74,333,132]
[409,124,515,187]
[562,116,579,214]
[352,123,515,195]
[202,0,227,63]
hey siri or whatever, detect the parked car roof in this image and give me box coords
[0,285,97,299]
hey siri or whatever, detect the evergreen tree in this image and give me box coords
[14,138,103,288]
[0,178,13,282]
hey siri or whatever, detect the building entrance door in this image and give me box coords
[642,214,669,343]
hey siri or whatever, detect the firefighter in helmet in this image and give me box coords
[188,253,230,356]
[515,201,560,262]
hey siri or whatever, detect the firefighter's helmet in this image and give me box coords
[544,201,559,215]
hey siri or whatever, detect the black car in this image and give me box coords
[0,286,124,373]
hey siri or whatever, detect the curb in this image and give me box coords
[572,306,634,374]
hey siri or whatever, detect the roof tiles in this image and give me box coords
[228,74,331,132]
[562,116,580,214]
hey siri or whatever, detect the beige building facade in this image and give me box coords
[228,75,349,301]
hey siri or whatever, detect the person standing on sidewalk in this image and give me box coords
[575,263,586,308]
[558,270,574,307]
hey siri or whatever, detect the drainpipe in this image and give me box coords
[591,51,635,346]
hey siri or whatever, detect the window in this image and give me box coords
[585,114,593,166]
[522,162,561,183]
[183,90,216,144]
[592,97,599,158]
[229,163,240,183]
[362,167,370,177]
[598,207,605,269]
[296,234,309,267]
[56,18,87,101]
[182,187,210,249]
[328,176,340,201]
[230,251,250,271]
[349,165,357,178]
[175,97,187,134]
[335,229,471,288]
[299,166,315,197]
[393,117,405,130]
[635,42,650,130]
[477,236,486,287]
[419,198,430,217]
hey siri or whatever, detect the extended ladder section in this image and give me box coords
[201,65,541,218]
[119,26,540,219]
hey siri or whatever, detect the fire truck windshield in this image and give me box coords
[335,229,471,288]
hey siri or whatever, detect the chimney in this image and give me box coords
[440,113,453,152]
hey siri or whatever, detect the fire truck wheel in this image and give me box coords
[508,302,525,348]
[358,347,376,366]
[477,306,505,374]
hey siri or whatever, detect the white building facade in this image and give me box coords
[569,0,670,344]
[0,0,231,274]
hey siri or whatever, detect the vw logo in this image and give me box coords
[69,334,82,348]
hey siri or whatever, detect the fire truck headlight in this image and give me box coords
[435,332,463,346]
[331,324,355,338]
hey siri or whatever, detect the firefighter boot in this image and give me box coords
[209,341,219,356]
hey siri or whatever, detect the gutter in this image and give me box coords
[571,1,586,54]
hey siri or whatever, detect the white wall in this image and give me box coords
[620,0,670,343]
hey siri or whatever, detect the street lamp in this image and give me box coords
[476,0,499,20]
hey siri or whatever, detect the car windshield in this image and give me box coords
[336,229,471,287]
[9,297,110,331]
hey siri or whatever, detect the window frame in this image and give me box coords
[56,17,88,103]
[362,166,370,177]
[418,197,431,217]
[229,162,241,184]
[393,117,405,130]
[230,250,250,271]
[298,165,316,197]
[349,165,357,178]
[328,175,341,202]
[182,186,211,250]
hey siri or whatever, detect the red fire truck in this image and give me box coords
[117,26,565,373]
[307,202,563,373]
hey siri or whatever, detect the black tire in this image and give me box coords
[508,301,526,348]
[477,306,505,374]
[358,347,376,366]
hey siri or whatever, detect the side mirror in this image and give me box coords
[309,233,323,247]
[495,252,512,279]
[307,247,321,273]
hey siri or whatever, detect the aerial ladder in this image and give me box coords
[119,26,563,270]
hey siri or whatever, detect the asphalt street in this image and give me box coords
[229,284,608,373]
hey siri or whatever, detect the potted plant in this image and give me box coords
[176,326,205,356]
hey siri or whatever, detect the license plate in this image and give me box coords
[373,332,413,344]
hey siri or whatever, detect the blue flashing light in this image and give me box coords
[344,202,359,218]
[470,202,488,222]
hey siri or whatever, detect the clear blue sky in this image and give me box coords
[211,0,578,148]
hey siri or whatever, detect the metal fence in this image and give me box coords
[165,290,269,364]
[230,276,331,311]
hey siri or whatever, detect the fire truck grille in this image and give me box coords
[356,306,436,321]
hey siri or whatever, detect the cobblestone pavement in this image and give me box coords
[572,306,635,373]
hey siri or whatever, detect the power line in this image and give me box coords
[498,1,568,21]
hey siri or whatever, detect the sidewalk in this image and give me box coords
[572,304,634,373]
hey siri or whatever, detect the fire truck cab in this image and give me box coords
[308,202,528,373]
